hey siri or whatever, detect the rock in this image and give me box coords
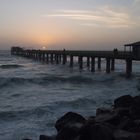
[56,122,83,140]
[96,107,113,116]
[22,139,32,140]
[39,135,56,140]
[130,96,140,119]
[114,129,140,140]
[55,112,86,132]
[134,119,140,125]
[114,95,134,108]
[133,96,140,105]
[79,123,114,140]
[114,107,130,117]
[87,116,95,120]
[130,106,140,119]
[117,116,135,130]
[95,112,121,125]
[114,129,133,140]
[128,127,140,133]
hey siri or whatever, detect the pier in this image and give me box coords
[11,42,140,78]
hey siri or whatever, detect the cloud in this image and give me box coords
[43,6,138,28]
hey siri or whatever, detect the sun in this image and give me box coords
[42,46,47,50]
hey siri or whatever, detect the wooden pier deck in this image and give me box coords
[11,47,140,77]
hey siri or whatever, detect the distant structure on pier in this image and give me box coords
[124,41,140,57]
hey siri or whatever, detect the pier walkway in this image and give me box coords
[11,47,140,77]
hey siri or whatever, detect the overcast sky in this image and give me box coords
[0,0,140,50]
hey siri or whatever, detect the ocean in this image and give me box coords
[0,50,140,140]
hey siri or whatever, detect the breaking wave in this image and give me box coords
[0,75,116,88]
[0,96,96,121]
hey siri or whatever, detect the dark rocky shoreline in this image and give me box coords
[23,95,140,140]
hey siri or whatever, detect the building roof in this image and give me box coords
[124,41,140,47]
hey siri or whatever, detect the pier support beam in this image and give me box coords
[111,59,115,71]
[98,57,101,70]
[46,54,49,63]
[38,51,41,61]
[42,53,45,61]
[87,57,90,67]
[106,58,111,73]
[70,55,73,67]
[56,54,59,64]
[59,55,61,63]
[91,57,95,72]
[79,56,83,69]
[51,54,54,63]
[35,52,37,60]
[126,59,132,78]
[63,54,67,65]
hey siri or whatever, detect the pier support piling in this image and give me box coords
[63,54,67,65]
[79,56,83,69]
[98,57,101,70]
[111,59,115,71]
[51,54,54,63]
[70,55,73,67]
[46,54,49,63]
[106,58,111,73]
[91,57,95,72]
[87,57,90,67]
[126,59,132,78]
[56,54,59,64]
[42,53,45,61]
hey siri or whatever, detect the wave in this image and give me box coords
[0,97,96,121]
[0,64,23,69]
[53,97,97,108]
[0,74,116,89]
[0,107,48,121]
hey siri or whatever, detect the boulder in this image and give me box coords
[128,127,140,133]
[39,135,56,140]
[114,95,134,108]
[79,123,114,140]
[55,112,86,132]
[96,107,113,116]
[22,139,32,140]
[114,107,130,117]
[95,112,121,125]
[22,138,32,140]
[113,129,140,140]
[117,116,135,130]
[130,96,140,119]
[56,123,83,140]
